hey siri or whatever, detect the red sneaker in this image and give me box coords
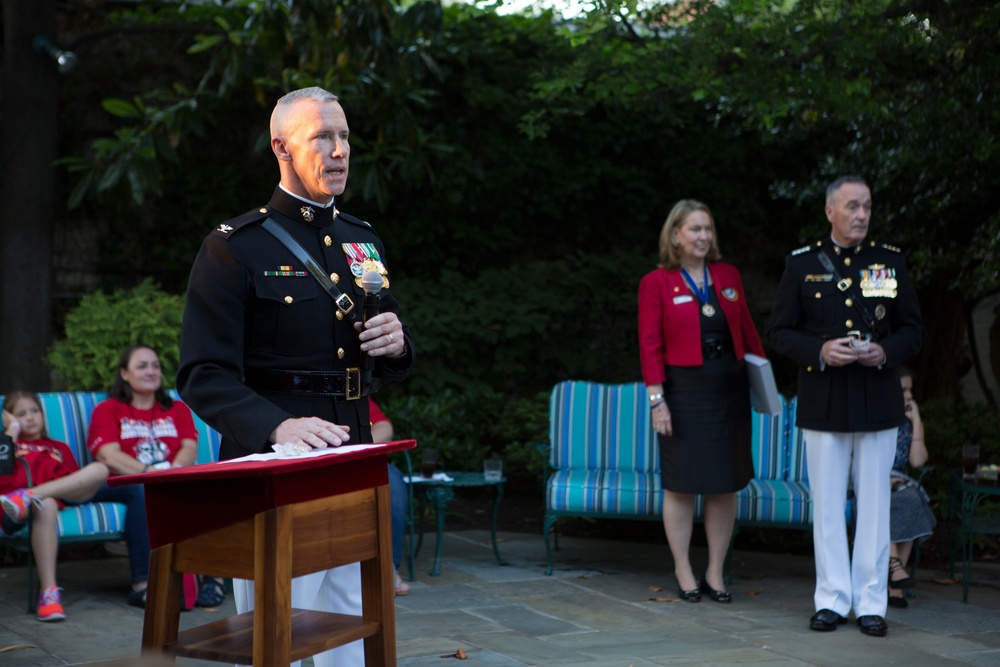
[37,586,65,622]
[0,488,41,523]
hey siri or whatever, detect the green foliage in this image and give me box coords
[391,248,649,397]
[381,386,549,490]
[918,397,1000,510]
[46,279,185,391]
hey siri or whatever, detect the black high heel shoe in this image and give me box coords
[888,557,916,589]
[677,585,702,603]
[699,576,732,604]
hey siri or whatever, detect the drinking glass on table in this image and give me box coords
[420,449,438,479]
[483,459,503,482]
[963,445,980,477]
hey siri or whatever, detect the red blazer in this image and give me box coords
[637,262,765,385]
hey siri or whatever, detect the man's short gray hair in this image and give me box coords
[276,87,339,107]
[826,175,869,204]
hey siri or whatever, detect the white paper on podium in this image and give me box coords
[219,442,383,464]
[744,353,782,416]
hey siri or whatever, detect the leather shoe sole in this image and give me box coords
[857,615,888,637]
[809,609,847,631]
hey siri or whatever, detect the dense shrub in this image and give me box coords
[46,278,184,391]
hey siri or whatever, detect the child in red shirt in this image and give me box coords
[1,391,109,621]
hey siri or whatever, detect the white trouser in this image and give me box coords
[233,563,364,667]
[804,428,896,618]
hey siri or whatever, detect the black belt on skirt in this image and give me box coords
[701,337,733,360]
[243,368,362,400]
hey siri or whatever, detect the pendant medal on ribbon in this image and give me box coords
[681,265,714,317]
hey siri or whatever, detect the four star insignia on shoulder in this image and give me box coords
[877,242,902,253]
[217,224,234,234]
[791,245,814,255]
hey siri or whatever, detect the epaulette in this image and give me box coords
[790,243,818,256]
[337,211,373,230]
[870,240,902,253]
[212,206,271,238]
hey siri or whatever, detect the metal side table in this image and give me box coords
[409,471,509,576]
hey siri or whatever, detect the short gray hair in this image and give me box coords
[276,87,339,107]
[270,87,341,140]
[825,175,868,204]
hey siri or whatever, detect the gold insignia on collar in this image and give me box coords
[301,206,315,222]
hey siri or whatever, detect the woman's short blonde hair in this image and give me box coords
[657,199,721,269]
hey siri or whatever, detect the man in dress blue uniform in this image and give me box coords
[177,87,413,665]
[768,176,925,638]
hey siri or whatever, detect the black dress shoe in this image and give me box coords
[857,615,888,637]
[887,596,908,609]
[677,586,702,602]
[809,609,847,631]
[699,576,732,603]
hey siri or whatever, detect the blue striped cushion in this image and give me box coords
[736,478,812,526]
[785,397,809,484]
[56,502,127,537]
[549,381,658,474]
[36,392,107,465]
[546,469,661,515]
[750,396,786,481]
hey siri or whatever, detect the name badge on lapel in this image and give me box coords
[673,295,693,305]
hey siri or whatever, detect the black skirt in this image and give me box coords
[658,293,754,494]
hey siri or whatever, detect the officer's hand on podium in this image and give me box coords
[271,417,351,449]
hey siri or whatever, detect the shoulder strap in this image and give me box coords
[815,250,878,336]
[259,217,357,321]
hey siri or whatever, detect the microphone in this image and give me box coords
[360,271,384,395]
[361,270,384,324]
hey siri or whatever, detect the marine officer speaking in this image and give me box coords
[177,87,413,666]
[767,176,925,639]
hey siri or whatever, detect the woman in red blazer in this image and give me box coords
[637,199,765,604]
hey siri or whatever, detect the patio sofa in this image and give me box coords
[541,380,812,575]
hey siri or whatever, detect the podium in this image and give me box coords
[110,440,416,666]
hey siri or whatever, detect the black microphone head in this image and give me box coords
[361,270,384,294]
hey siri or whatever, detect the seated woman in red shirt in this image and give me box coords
[86,344,199,607]
[1,391,110,621]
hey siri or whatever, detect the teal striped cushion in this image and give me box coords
[549,381,658,474]
[736,479,812,526]
[36,392,107,466]
[750,396,786,481]
[785,397,809,483]
[546,469,661,515]
[56,502,127,537]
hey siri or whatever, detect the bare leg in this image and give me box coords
[662,491,697,591]
[702,493,736,591]
[30,497,60,591]
[30,463,109,503]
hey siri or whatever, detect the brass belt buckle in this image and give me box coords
[345,367,361,400]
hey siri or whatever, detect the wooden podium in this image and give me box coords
[110,440,415,666]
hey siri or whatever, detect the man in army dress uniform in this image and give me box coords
[177,87,413,665]
[768,176,924,638]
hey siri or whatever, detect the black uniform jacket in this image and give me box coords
[177,187,414,459]
[767,238,925,433]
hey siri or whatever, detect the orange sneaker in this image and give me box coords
[37,586,65,622]
[0,488,42,523]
